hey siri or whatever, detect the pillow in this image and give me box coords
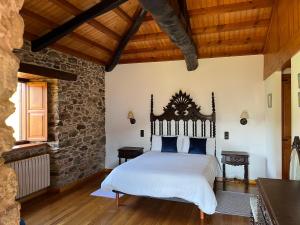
[188,138,206,154]
[182,137,216,155]
[161,136,178,153]
[151,135,184,152]
[151,135,162,151]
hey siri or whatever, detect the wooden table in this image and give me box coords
[221,151,249,191]
[118,147,143,165]
[257,178,300,225]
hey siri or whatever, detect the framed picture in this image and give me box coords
[267,93,272,108]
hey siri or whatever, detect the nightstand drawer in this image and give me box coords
[222,155,248,165]
[118,150,143,158]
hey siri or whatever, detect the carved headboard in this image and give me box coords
[150,90,216,155]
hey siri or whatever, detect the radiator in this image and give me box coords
[7,154,50,199]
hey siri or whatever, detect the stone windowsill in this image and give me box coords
[3,142,49,163]
[12,142,48,151]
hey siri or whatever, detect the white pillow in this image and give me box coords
[182,137,216,155]
[151,135,162,151]
[151,135,184,152]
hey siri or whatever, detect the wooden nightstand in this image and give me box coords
[221,151,249,191]
[118,147,143,165]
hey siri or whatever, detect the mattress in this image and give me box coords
[101,151,219,214]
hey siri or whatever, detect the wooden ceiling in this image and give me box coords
[21,0,274,67]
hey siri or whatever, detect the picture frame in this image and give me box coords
[267,93,272,108]
[298,74,300,88]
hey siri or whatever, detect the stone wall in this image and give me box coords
[15,41,106,188]
[0,0,24,224]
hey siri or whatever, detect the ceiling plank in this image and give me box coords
[67,33,113,55]
[52,44,107,65]
[143,0,273,21]
[21,8,113,55]
[123,36,265,54]
[105,7,147,72]
[24,31,106,65]
[21,8,56,27]
[192,19,269,34]
[120,49,262,64]
[188,0,273,17]
[131,19,270,42]
[48,0,121,41]
[113,7,132,24]
[31,0,127,52]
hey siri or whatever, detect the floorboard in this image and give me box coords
[21,174,257,225]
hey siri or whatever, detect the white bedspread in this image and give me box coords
[101,151,219,214]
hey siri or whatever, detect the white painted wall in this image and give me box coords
[292,51,300,138]
[264,71,282,178]
[105,55,267,179]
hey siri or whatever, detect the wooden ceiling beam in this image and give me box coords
[143,0,273,21]
[123,36,265,54]
[180,0,192,34]
[143,12,153,22]
[113,7,132,24]
[131,19,270,42]
[19,63,77,81]
[21,8,113,55]
[120,49,262,64]
[48,0,121,41]
[31,0,127,51]
[105,7,147,72]
[139,0,198,71]
[24,31,106,65]
[168,0,190,32]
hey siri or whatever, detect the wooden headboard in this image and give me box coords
[150,90,216,155]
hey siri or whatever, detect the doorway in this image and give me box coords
[282,72,291,179]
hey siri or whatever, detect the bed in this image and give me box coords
[101,90,218,220]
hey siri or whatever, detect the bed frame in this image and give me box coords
[115,90,216,221]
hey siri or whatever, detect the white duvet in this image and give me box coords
[101,151,219,214]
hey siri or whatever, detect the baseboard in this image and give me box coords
[20,169,109,203]
[104,168,112,173]
[50,169,109,193]
[18,188,50,203]
[216,177,256,185]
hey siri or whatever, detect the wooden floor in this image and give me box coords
[21,175,257,225]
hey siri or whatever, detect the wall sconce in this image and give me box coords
[240,111,249,125]
[128,111,136,124]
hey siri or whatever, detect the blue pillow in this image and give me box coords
[161,137,177,153]
[188,138,207,154]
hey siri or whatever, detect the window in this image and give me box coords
[6,81,48,143]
